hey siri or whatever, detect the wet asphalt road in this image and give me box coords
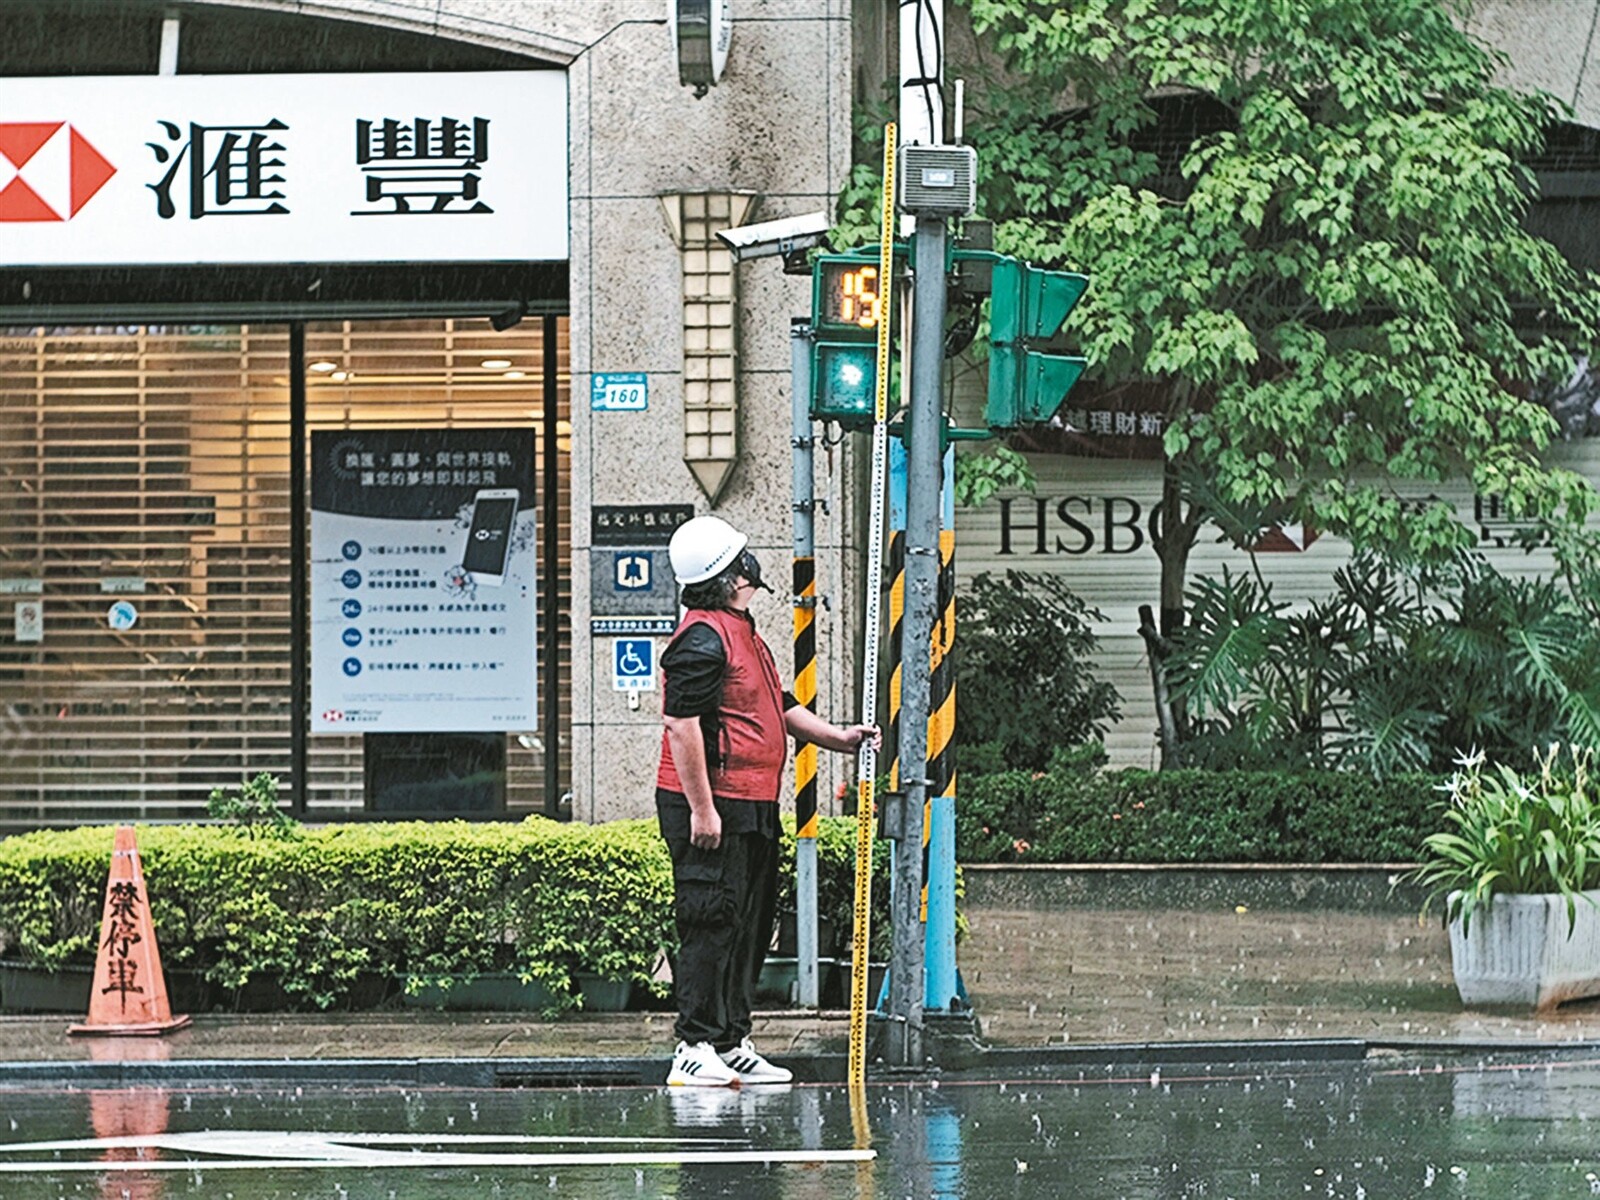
[4,1052,1600,1198]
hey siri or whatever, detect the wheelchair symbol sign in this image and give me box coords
[613,638,656,691]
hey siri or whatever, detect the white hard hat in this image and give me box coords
[669,515,748,585]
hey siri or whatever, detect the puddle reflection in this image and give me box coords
[89,1087,171,1200]
[0,1054,1597,1197]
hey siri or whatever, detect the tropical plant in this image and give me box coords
[1167,551,1600,775]
[1411,748,1600,934]
[952,0,1600,764]
[953,570,1121,770]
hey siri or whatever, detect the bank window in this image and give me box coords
[0,318,569,827]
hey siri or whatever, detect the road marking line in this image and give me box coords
[0,1149,876,1173]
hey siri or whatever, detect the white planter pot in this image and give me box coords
[1448,888,1600,1010]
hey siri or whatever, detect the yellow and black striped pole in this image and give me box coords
[793,556,819,838]
[922,462,962,1012]
[792,552,821,1005]
[886,527,905,791]
[923,527,956,923]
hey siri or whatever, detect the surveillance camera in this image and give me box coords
[716,211,832,268]
[490,302,527,332]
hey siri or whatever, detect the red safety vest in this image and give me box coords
[656,607,788,802]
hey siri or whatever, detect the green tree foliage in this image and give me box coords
[953,443,1036,508]
[954,570,1122,769]
[960,0,1600,758]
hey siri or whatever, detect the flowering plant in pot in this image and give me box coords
[1412,748,1600,1009]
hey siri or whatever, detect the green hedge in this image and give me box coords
[957,768,1442,863]
[0,816,891,1012]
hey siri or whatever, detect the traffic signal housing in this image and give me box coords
[809,253,887,428]
[983,257,1089,430]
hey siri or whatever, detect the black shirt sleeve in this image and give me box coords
[661,623,727,718]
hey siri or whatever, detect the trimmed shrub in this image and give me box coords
[0,816,891,1011]
[958,769,1443,864]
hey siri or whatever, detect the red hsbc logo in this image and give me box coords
[0,122,116,221]
[1252,523,1319,553]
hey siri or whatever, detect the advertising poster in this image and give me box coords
[310,428,536,733]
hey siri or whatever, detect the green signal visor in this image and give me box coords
[810,340,878,429]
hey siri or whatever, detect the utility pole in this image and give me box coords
[883,0,950,1071]
[885,211,945,1069]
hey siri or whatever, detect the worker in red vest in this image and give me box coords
[657,514,879,1087]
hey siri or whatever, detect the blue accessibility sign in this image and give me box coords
[612,638,656,691]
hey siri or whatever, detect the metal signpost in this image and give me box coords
[791,317,822,1010]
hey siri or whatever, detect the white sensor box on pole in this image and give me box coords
[897,145,977,217]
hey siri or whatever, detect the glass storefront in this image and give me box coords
[0,317,569,827]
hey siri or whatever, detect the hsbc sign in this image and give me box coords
[0,71,568,265]
[0,123,116,221]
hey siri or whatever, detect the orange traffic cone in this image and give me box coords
[69,825,191,1037]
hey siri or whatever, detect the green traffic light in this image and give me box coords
[810,340,877,428]
[984,256,1090,430]
[1021,351,1087,423]
[1023,270,1089,340]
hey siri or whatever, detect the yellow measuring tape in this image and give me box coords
[848,121,897,1094]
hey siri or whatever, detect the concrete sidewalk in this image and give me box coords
[6,874,1600,1083]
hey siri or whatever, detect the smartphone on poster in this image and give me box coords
[463,488,520,586]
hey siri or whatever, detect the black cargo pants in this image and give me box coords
[664,827,779,1051]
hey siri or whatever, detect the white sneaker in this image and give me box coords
[719,1037,793,1084]
[667,1040,741,1088]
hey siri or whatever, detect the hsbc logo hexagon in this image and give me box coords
[0,122,116,221]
